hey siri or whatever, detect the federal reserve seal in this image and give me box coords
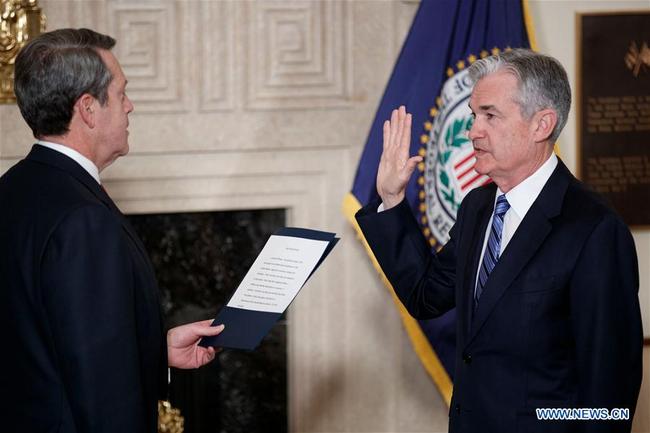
[418,57,493,246]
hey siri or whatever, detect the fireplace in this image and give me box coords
[128,209,287,433]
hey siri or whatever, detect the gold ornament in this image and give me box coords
[158,400,185,433]
[0,0,46,103]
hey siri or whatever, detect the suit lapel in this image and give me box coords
[97,188,155,275]
[466,160,572,346]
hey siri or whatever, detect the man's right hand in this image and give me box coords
[376,105,423,210]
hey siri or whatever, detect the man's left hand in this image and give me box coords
[167,319,224,369]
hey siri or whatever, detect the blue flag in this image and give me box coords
[343,0,536,404]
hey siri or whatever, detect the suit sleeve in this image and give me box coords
[355,198,457,319]
[41,204,145,432]
[569,213,643,432]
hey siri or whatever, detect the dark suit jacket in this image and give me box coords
[0,145,167,433]
[356,160,643,433]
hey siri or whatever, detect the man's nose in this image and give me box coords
[125,95,134,114]
[467,119,479,140]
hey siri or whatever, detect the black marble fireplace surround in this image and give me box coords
[128,209,287,433]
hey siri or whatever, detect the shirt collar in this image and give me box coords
[36,140,101,185]
[497,153,558,219]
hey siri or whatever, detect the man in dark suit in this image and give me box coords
[356,49,643,432]
[0,28,224,432]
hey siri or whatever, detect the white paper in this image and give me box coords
[226,235,329,313]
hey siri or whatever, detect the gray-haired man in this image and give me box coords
[357,49,643,433]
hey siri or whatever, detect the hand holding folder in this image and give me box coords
[200,227,339,350]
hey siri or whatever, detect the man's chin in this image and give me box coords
[473,162,490,177]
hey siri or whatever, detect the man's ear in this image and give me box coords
[75,94,97,128]
[531,109,558,143]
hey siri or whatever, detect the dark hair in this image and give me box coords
[14,28,116,138]
[468,49,572,143]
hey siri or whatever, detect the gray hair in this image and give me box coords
[14,28,116,138]
[467,49,571,143]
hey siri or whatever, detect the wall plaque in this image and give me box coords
[578,11,650,226]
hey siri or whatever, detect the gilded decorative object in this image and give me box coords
[158,400,184,433]
[625,40,650,77]
[0,0,45,103]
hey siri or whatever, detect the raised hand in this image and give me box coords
[376,105,423,210]
[167,320,225,369]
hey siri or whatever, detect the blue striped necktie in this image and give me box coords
[474,194,510,307]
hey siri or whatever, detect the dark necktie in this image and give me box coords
[474,194,510,307]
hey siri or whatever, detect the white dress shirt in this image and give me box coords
[475,153,558,287]
[37,140,101,184]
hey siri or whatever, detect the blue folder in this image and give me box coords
[199,227,339,350]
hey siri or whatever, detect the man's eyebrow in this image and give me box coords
[468,103,503,115]
[479,104,496,111]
